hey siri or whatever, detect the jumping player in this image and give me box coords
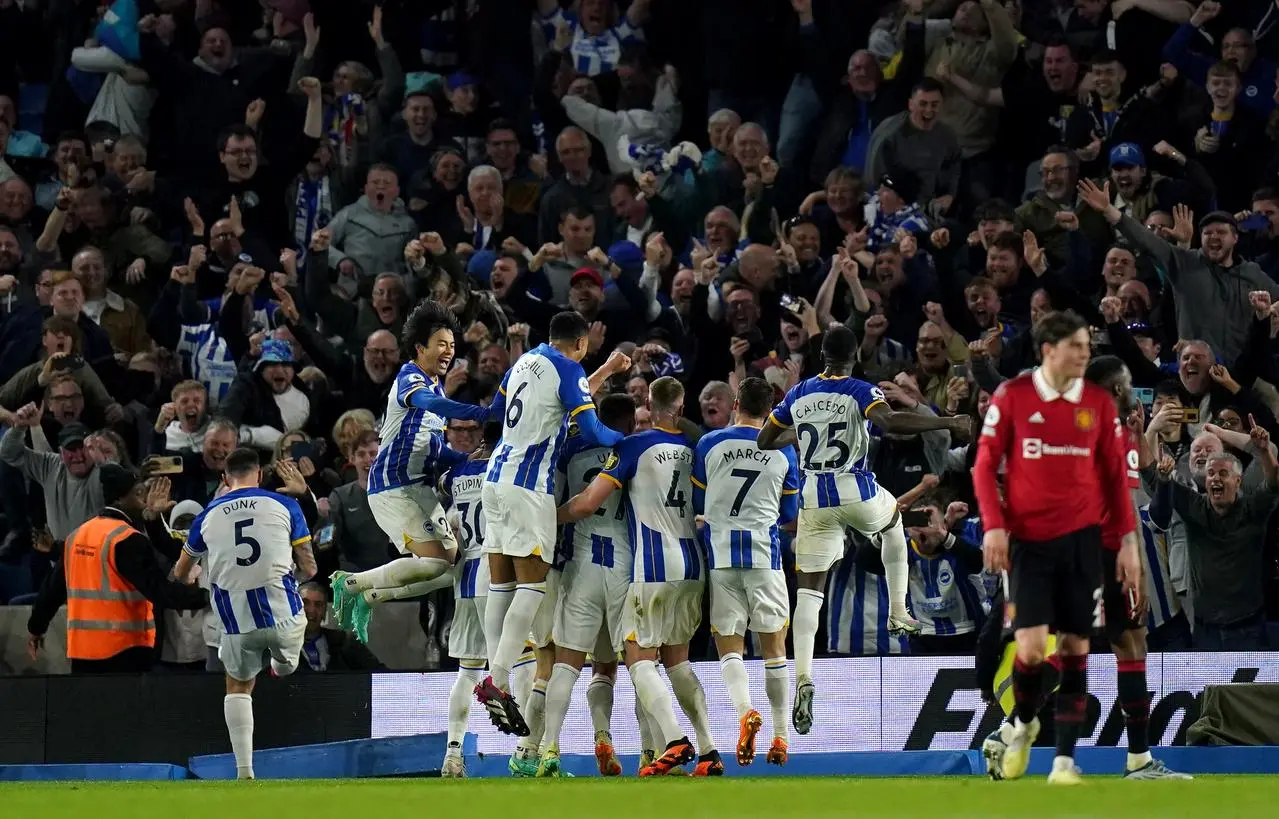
[331,302,492,642]
[476,310,630,735]
[757,325,969,737]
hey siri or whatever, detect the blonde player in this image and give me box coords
[558,377,722,777]
[173,448,317,780]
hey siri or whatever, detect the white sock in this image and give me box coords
[667,661,715,754]
[879,523,910,620]
[1052,755,1075,773]
[516,678,547,755]
[764,657,790,741]
[630,660,683,745]
[540,663,580,752]
[1127,751,1153,770]
[719,652,752,718]
[484,583,515,669]
[635,693,656,752]
[793,588,824,682]
[364,572,455,604]
[344,556,450,593]
[586,674,614,735]
[448,665,483,749]
[223,693,254,779]
[513,651,536,709]
[490,583,546,692]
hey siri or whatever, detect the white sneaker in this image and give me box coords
[982,721,1016,781]
[441,754,466,778]
[1125,759,1193,780]
[1000,717,1039,781]
[887,614,921,636]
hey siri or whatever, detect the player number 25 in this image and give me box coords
[797,422,851,470]
[234,519,261,567]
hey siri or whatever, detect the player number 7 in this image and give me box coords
[728,468,760,517]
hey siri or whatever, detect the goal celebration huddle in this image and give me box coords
[202,298,1194,783]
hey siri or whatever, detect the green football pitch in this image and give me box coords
[1,777,1273,818]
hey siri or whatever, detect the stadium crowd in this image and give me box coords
[1,0,1279,674]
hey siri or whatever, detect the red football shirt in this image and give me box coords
[1100,428,1143,553]
[973,369,1136,544]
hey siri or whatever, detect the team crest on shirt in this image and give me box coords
[604,452,619,470]
[1074,408,1096,431]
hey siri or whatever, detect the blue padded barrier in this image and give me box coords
[0,764,189,781]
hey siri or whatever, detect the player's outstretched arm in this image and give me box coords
[557,474,619,524]
[405,387,490,422]
[757,417,797,450]
[866,403,971,437]
[574,406,624,448]
[173,550,198,584]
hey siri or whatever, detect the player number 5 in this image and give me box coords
[234,519,261,567]
[505,382,528,429]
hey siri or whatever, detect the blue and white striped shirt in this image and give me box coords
[1139,506,1183,630]
[826,555,909,656]
[768,375,887,509]
[445,459,489,599]
[184,487,309,635]
[907,543,985,637]
[538,8,644,76]
[603,428,701,583]
[176,298,279,407]
[558,434,630,572]
[369,362,450,494]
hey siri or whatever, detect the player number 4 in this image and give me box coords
[665,471,687,517]
[234,519,261,567]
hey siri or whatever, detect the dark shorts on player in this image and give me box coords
[1101,548,1143,642]
[1009,526,1103,637]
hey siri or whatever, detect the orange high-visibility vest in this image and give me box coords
[64,516,156,660]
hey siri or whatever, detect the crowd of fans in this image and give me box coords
[2,0,1279,673]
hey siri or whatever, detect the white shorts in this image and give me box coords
[448,596,488,661]
[529,568,560,648]
[219,615,306,682]
[794,485,898,573]
[709,568,790,637]
[553,557,629,655]
[481,482,557,562]
[368,483,457,554]
[622,580,704,649]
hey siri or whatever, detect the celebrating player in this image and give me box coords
[692,376,800,767]
[559,376,723,777]
[758,325,970,736]
[475,311,631,736]
[535,394,637,777]
[173,449,317,781]
[439,423,501,778]
[330,302,492,642]
[973,312,1141,785]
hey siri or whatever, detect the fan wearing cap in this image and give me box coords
[1083,178,1279,365]
[866,170,930,253]
[26,462,210,673]
[1,404,108,558]
[222,339,313,450]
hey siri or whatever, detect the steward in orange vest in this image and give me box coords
[27,464,210,673]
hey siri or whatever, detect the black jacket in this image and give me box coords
[295,628,384,672]
[27,507,209,638]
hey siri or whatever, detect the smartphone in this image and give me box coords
[315,524,334,548]
[1181,407,1200,424]
[1133,387,1155,407]
[1240,212,1270,232]
[902,509,932,528]
[455,358,470,373]
[953,363,970,380]
[289,441,315,462]
[145,455,185,476]
[779,293,802,313]
[53,354,84,371]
